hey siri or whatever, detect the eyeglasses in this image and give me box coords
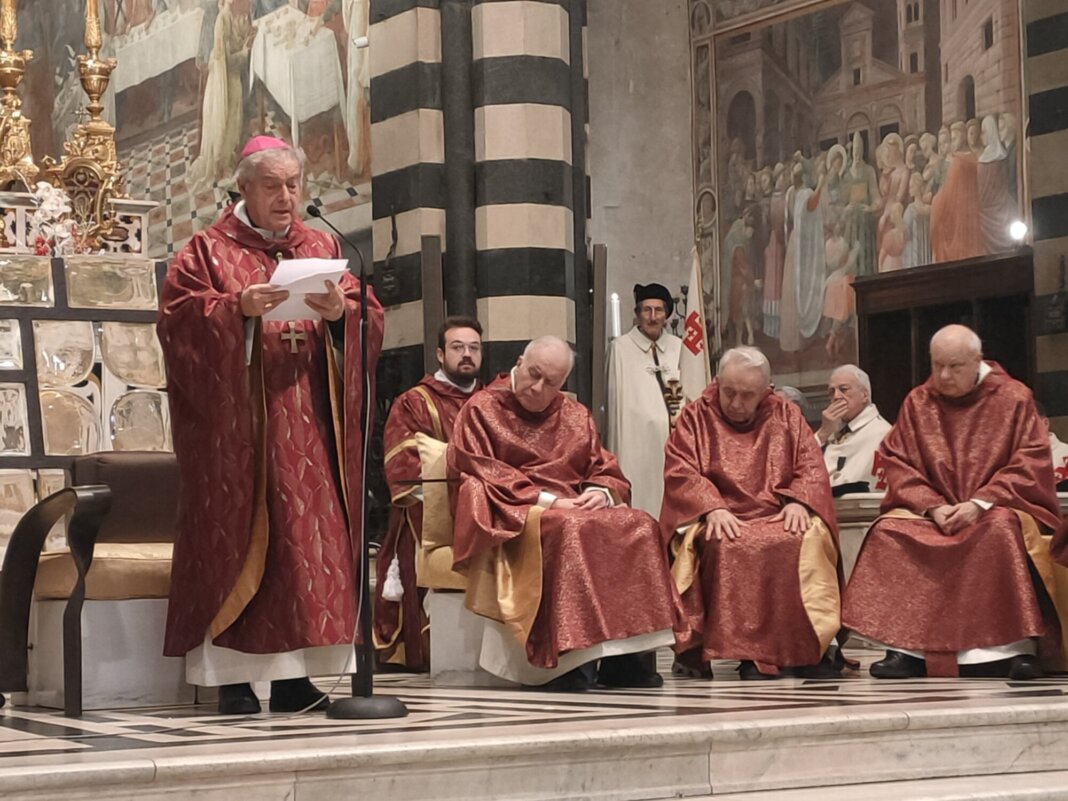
[446,343,482,355]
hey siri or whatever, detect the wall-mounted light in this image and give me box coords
[1009,220,1029,242]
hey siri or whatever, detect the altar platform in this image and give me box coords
[1,648,1067,801]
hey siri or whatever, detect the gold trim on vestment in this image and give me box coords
[324,324,349,513]
[670,521,702,595]
[412,385,445,440]
[1014,509,1068,672]
[797,516,841,655]
[208,323,270,639]
[385,436,418,466]
[414,433,467,590]
[463,505,545,649]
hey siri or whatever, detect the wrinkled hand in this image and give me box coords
[705,508,743,542]
[773,502,811,535]
[817,398,849,442]
[574,489,610,510]
[240,283,289,317]
[304,280,346,322]
[931,501,982,536]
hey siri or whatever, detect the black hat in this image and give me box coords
[633,283,674,317]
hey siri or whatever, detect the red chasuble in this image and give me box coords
[660,385,840,669]
[843,364,1066,673]
[448,375,680,669]
[374,375,480,669]
[159,206,384,657]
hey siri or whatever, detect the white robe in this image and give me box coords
[342,0,370,176]
[1051,432,1068,485]
[822,403,892,491]
[605,327,683,516]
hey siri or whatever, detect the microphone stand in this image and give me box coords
[307,204,408,720]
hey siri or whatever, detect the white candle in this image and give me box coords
[609,292,621,339]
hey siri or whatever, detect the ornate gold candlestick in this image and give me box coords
[0,0,39,188]
[42,0,127,245]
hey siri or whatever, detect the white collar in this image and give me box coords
[434,369,477,394]
[977,360,992,384]
[234,200,290,240]
[627,325,665,354]
[844,403,880,433]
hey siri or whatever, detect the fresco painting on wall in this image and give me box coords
[691,0,1023,386]
[19,0,370,260]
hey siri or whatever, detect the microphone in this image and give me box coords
[306,203,369,283]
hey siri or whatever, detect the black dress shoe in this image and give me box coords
[672,649,713,679]
[738,660,778,680]
[870,650,926,679]
[792,655,841,679]
[1007,654,1044,681]
[218,682,261,715]
[531,664,596,692]
[598,652,664,688]
[269,677,330,712]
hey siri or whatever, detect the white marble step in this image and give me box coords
[707,769,1068,800]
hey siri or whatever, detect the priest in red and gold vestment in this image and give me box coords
[373,316,484,671]
[844,325,1066,679]
[159,137,384,714]
[448,336,679,690]
[660,346,843,680]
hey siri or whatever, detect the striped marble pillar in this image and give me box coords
[1024,0,1068,434]
[370,0,446,389]
[470,0,591,389]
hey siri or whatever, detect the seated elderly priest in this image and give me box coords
[815,365,892,496]
[844,325,1068,679]
[660,346,843,680]
[447,336,680,690]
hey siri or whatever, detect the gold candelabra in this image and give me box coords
[0,0,39,188]
[41,0,127,244]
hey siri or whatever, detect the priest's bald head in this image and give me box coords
[513,336,575,413]
[929,324,983,398]
[235,136,306,233]
[717,346,772,426]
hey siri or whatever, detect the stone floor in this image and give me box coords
[2,648,1068,800]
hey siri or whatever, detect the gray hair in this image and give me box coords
[831,364,871,399]
[234,145,307,187]
[717,346,771,384]
[522,335,575,373]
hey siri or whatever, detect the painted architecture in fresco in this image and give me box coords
[691,0,1023,383]
[19,0,370,260]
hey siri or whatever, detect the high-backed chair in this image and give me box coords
[0,452,181,716]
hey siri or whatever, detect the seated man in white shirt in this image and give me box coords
[815,365,892,496]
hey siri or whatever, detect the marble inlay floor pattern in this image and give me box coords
[1,650,1067,771]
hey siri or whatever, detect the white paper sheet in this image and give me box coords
[263,259,348,322]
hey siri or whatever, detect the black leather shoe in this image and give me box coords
[672,649,713,679]
[738,660,778,680]
[531,664,596,692]
[870,650,926,679]
[218,682,261,715]
[598,652,664,688]
[269,677,330,712]
[792,655,841,679]
[1007,654,1044,681]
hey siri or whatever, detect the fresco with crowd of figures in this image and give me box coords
[690,0,1023,385]
[17,0,369,259]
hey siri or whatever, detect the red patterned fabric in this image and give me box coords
[660,384,838,667]
[159,206,384,656]
[843,364,1064,666]
[448,375,680,668]
[373,375,480,670]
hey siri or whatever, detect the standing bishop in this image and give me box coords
[605,283,685,516]
[373,316,484,671]
[159,136,384,714]
[448,336,681,689]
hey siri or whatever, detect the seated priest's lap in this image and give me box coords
[373,316,484,671]
[447,336,681,691]
[660,346,844,681]
[843,325,1068,680]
